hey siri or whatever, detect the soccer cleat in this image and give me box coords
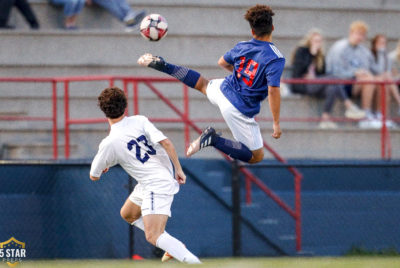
[186,126,219,157]
[137,53,167,71]
[161,252,174,262]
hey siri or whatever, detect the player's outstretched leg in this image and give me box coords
[187,126,258,163]
[137,53,209,95]
[143,214,201,264]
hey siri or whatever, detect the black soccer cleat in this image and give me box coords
[186,126,219,157]
[137,53,167,72]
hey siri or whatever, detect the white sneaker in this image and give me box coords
[358,119,382,129]
[318,120,338,129]
[345,105,366,119]
[385,119,397,129]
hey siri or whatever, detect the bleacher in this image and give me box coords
[1,0,400,159]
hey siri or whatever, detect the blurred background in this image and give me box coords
[0,0,399,265]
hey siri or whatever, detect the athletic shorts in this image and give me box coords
[206,79,263,151]
[129,183,174,217]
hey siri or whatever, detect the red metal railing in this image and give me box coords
[1,75,398,252]
[0,77,58,159]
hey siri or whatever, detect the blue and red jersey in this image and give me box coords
[221,38,285,118]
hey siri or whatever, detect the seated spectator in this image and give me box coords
[291,28,365,129]
[371,34,400,119]
[92,0,145,32]
[0,0,40,29]
[50,0,86,29]
[326,21,379,128]
[389,40,400,81]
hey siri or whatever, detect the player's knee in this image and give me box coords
[249,150,264,164]
[120,208,135,224]
[195,76,209,95]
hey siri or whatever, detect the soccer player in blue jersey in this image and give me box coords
[138,4,284,164]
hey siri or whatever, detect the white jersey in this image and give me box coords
[90,115,179,195]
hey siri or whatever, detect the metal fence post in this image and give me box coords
[232,160,241,256]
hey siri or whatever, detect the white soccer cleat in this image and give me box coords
[161,251,174,262]
[137,53,154,66]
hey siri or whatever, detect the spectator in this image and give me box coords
[50,0,86,29]
[389,40,400,81]
[92,0,145,32]
[326,21,379,128]
[0,0,40,29]
[371,34,400,119]
[291,28,365,129]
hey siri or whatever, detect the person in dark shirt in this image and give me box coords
[291,29,365,128]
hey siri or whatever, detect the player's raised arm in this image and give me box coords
[218,56,234,72]
[159,138,186,184]
[268,86,282,139]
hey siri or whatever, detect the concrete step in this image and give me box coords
[0,31,296,67]
[11,0,400,42]
[1,93,390,131]
[0,142,78,160]
[2,30,399,70]
[0,126,399,159]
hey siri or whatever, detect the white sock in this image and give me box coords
[132,217,170,236]
[131,217,145,231]
[156,232,201,264]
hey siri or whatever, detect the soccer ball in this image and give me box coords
[139,14,168,41]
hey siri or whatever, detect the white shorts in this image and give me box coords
[206,79,263,151]
[129,183,174,217]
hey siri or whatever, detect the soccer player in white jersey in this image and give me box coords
[138,4,284,164]
[89,87,201,264]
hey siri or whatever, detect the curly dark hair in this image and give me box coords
[98,87,127,119]
[244,5,275,37]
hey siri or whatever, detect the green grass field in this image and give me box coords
[6,257,400,268]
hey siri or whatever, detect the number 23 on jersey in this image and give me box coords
[127,135,156,164]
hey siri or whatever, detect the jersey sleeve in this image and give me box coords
[223,47,236,65]
[142,116,167,144]
[265,58,285,87]
[90,138,116,178]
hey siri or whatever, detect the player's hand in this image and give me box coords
[102,168,109,174]
[271,123,282,139]
[175,169,186,185]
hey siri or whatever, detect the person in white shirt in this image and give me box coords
[90,87,201,264]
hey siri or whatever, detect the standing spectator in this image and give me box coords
[50,0,86,29]
[0,0,40,29]
[326,21,379,128]
[92,0,145,32]
[291,28,365,129]
[389,40,400,81]
[371,34,400,119]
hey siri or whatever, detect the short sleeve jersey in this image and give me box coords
[90,116,179,195]
[221,38,285,118]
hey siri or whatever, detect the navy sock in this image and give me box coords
[151,60,201,88]
[213,136,253,162]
